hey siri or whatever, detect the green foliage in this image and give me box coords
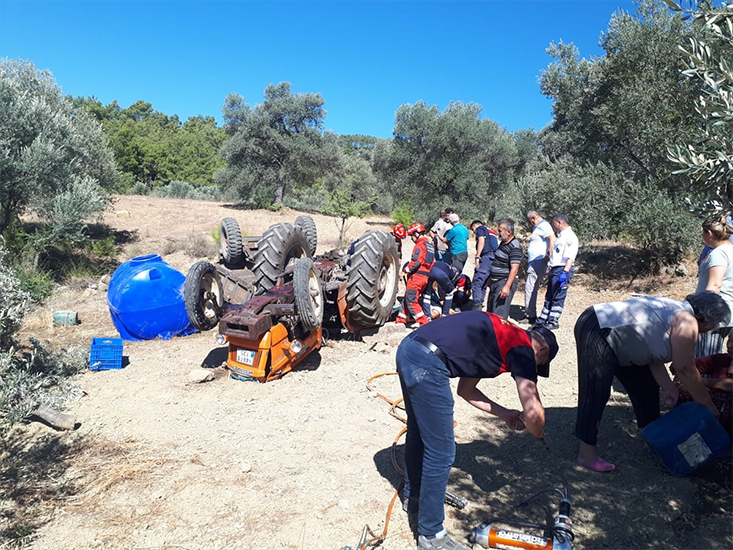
[540,0,699,190]
[0,59,117,236]
[13,265,55,302]
[666,1,733,204]
[215,83,340,207]
[74,98,226,190]
[90,235,117,258]
[535,0,720,265]
[150,180,222,201]
[382,100,528,224]
[283,184,331,212]
[0,337,87,436]
[0,240,29,349]
[391,200,414,227]
[211,225,221,245]
[516,154,701,266]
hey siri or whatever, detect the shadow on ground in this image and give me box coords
[373,403,733,549]
[0,430,89,547]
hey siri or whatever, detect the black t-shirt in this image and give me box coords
[414,311,538,382]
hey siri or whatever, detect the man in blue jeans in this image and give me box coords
[396,311,558,550]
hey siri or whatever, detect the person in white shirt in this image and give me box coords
[533,213,579,331]
[524,211,556,325]
[695,214,733,357]
[429,208,453,263]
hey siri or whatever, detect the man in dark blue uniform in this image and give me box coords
[396,311,558,550]
[421,261,461,319]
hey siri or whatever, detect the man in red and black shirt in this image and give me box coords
[396,311,558,550]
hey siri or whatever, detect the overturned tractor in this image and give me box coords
[183,216,399,381]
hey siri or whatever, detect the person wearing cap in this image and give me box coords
[574,291,730,473]
[396,311,558,550]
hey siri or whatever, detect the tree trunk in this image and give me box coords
[273,166,287,206]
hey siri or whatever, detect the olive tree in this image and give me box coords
[0,59,117,238]
[666,1,733,206]
[215,82,339,207]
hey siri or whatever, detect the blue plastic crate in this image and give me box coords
[89,337,124,370]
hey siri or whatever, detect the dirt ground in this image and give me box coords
[2,195,732,550]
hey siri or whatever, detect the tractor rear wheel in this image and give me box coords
[346,230,399,328]
[184,261,224,331]
[252,222,311,293]
[295,215,318,256]
[293,257,323,330]
[220,217,244,266]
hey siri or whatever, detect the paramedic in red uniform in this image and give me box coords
[396,223,435,326]
[397,311,558,550]
[391,223,407,259]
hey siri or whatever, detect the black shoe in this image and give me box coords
[527,316,537,325]
[544,320,560,330]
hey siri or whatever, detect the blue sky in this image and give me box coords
[0,0,637,138]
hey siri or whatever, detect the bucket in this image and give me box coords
[53,311,78,326]
[642,402,731,476]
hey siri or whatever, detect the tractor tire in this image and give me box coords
[220,217,244,266]
[252,222,311,293]
[294,215,318,256]
[184,261,224,331]
[346,230,399,328]
[293,257,323,331]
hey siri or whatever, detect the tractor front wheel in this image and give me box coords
[184,261,224,331]
[346,230,399,328]
[293,257,324,331]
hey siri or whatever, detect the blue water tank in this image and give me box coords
[642,401,731,476]
[107,254,194,341]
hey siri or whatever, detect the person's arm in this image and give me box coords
[670,311,719,416]
[457,378,525,430]
[704,265,726,293]
[515,376,545,439]
[475,235,485,265]
[545,231,557,263]
[650,362,678,409]
[500,262,520,299]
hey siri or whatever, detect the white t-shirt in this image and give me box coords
[527,219,554,262]
[431,218,451,251]
[696,243,733,325]
[593,296,693,366]
[548,226,579,268]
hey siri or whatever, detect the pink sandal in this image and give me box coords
[577,457,616,472]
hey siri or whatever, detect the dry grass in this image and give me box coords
[0,428,184,548]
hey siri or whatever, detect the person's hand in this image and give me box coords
[557,271,569,289]
[661,388,678,410]
[499,284,510,299]
[504,410,526,431]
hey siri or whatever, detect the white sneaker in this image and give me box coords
[417,532,472,550]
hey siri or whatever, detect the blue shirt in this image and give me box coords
[444,224,469,255]
[474,225,498,257]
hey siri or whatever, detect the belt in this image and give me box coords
[408,334,448,366]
